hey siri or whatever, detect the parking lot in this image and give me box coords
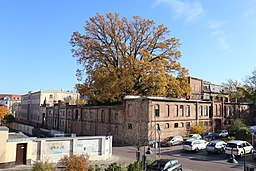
[111,144,256,171]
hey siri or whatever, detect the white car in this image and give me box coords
[183,139,208,152]
[215,130,228,137]
[224,140,254,157]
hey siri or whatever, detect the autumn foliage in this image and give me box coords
[59,154,90,171]
[71,13,191,104]
[0,105,10,121]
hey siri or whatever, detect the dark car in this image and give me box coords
[147,159,182,171]
[228,130,236,136]
[204,132,217,140]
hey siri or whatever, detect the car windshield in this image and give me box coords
[215,130,221,133]
[163,137,173,141]
[189,134,194,137]
[226,143,238,148]
[183,141,192,145]
[150,161,166,169]
[207,142,216,146]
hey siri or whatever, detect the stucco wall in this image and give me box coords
[0,126,112,169]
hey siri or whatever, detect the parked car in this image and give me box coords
[206,140,227,154]
[253,150,256,159]
[204,132,217,140]
[224,140,254,157]
[161,136,183,147]
[183,134,202,141]
[228,130,236,136]
[215,130,228,137]
[147,159,182,171]
[183,139,208,152]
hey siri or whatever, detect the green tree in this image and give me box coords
[71,12,191,104]
[229,119,245,132]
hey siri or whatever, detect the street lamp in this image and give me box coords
[157,128,161,158]
[241,147,246,171]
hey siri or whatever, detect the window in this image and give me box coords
[199,106,202,117]
[204,106,208,116]
[204,121,208,126]
[174,105,178,117]
[167,105,170,117]
[185,105,190,117]
[101,110,105,122]
[90,123,93,131]
[128,123,133,129]
[156,124,160,130]
[181,122,184,127]
[165,123,169,129]
[49,94,53,99]
[154,104,160,117]
[215,104,218,116]
[75,109,79,120]
[115,113,118,120]
[174,123,179,128]
[186,122,190,129]
[219,104,222,116]
[180,105,184,116]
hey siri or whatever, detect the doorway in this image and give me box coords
[15,143,27,165]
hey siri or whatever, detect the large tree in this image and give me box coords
[71,13,191,104]
[222,79,244,102]
[243,69,256,102]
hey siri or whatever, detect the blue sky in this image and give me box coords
[1,0,255,94]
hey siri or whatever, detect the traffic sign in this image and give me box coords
[250,129,255,135]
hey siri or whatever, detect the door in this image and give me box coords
[16,143,27,165]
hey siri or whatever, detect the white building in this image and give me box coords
[17,90,79,127]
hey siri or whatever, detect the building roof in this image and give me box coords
[0,94,21,101]
[8,132,36,142]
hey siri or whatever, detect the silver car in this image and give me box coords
[161,136,183,147]
[206,140,227,154]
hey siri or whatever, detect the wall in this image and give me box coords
[0,126,112,169]
[36,135,112,163]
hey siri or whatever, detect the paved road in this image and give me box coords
[109,145,256,171]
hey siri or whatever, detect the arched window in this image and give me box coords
[101,110,105,122]
[154,104,160,117]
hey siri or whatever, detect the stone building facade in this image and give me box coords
[17,90,79,127]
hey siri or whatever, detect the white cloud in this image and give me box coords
[217,37,229,50]
[208,21,229,50]
[152,0,204,22]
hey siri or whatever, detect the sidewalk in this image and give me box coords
[0,165,33,171]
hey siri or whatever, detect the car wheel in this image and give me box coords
[240,152,244,158]
[195,148,199,152]
[250,149,253,154]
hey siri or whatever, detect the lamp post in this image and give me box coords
[157,128,161,158]
[241,147,246,171]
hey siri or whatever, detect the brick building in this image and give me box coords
[44,95,252,144]
[0,94,21,115]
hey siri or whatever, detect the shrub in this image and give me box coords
[89,164,104,171]
[59,154,90,171]
[191,123,205,135]
[105,162,126,171]
[32,160,55,171]
[235,127,251,141]
[229,119,245,132]
[127,160,142,171]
